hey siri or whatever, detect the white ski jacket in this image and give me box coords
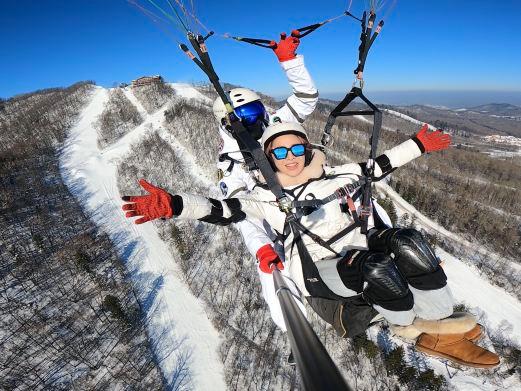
[216,54,318,258]
[176,138,423,297]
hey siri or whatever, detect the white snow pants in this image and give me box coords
[374,284,455,326]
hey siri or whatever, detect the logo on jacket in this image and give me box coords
[220,181,228,197]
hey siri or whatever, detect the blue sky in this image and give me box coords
[2,0,521,106]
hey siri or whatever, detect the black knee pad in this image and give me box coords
[388,229,439,274]
[388,228,447,290]
[361,253,413,312]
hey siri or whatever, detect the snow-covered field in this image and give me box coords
[59,86,226,390]
[60,84,521,390]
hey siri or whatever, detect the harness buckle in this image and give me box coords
[277,196,294,213]
[353,75,364,89]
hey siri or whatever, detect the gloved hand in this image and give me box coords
[270,30,300,62]
[413,124,452,153]
[121,179,174,224]
[256,244,284,274]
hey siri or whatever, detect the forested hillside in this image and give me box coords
[0,83,163,389]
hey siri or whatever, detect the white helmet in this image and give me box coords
[261,121,308,150]
[212,87,261,123]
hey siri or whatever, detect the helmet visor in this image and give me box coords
[234,101,268,126]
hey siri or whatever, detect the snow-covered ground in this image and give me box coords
[59,86,226,390]
[482,135,521,148]
[60,84,521,390]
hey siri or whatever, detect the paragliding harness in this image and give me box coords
[179,8,386,301]
[321,10,385,235]
[180,30,347,301]
[174,7,390,386]
[273,10,387,300]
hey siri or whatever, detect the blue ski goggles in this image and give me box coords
[234,100,269,126]
[270,144,306,160]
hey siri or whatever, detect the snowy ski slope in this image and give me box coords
[60,84,521,390]
[59,85,226,390]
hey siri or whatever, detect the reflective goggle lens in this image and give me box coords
[271,144,306,160]
[234,101,267,126]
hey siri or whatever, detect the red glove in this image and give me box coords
[256,244,284,274]
[270,30,300,62]
[121,179,173,224]
[413,124,452,153]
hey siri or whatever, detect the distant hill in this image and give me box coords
[377,102,521,138]
[467,103,521,117]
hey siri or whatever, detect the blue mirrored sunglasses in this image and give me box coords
[270,144,306,160]
[234,101,268,126]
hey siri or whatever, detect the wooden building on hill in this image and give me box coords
[131,75,163,87]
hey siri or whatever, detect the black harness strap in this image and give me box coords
[289,218,342,258]
[327,195,362,245]
[285,101,305,123]
[292,225,345,300]
[325,224,360,246]
[229,121,286,200]
[292,179,366,209]
[320,9,385,235]
[351,187,363,202]
[218,153,241,174]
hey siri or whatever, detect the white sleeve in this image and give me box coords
[381,139,422,169]
[274,55,318,124]
[217,159,250,198]
[176,193,266,224]
[216,161,274,257]
[330,139,423,178]
[235,218,272,259]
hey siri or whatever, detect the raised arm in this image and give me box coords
[269,31,319,124]
[333,124,452,178]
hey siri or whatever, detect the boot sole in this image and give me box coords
[416,345,499,369]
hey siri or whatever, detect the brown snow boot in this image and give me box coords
[416,332,499,368]
[390,312,478,342]
[464,324,483,342]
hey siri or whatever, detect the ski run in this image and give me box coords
[60,84,521,390]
